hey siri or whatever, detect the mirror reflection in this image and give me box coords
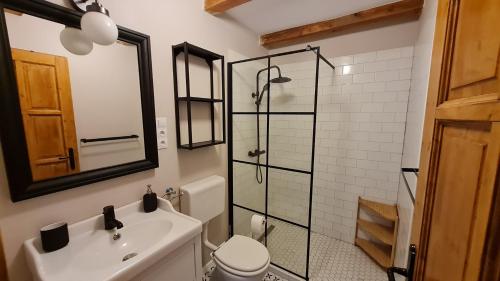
[5,11,145,181]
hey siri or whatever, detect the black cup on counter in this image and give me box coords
[40,222,69,252]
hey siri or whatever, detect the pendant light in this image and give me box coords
[80,0,118,46]
[60,26,93,55]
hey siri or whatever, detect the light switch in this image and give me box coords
[157,117,167,127]
[156,117,167,149]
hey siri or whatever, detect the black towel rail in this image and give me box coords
[80,134,139,143]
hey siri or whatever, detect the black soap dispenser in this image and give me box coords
[143,184,158,213]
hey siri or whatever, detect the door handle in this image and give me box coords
[387,244,416,281]
[68,148,75,170]
[59,148,76,170]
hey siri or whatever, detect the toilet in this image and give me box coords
[181,175,270,281]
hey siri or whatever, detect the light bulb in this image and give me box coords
[60,27,93,55]
[81,11,118,45]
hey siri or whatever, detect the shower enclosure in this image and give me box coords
[228,47,334,280]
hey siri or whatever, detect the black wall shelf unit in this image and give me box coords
[172,42,226,150]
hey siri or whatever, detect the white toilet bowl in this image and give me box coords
[210,235,270,281]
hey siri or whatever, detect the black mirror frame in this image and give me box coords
[0,0,158,202]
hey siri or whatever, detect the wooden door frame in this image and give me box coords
[411,0,499,279]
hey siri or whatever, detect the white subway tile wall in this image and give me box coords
[231,46,413,245]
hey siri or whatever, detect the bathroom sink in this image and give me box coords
[24,198,202,281]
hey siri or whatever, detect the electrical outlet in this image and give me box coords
[156,117,167,149]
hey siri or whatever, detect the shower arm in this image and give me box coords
[255,65,282,104]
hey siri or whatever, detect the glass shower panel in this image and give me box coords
[268,115,314,171]
[232,114,267,163]
[231,58,269,113]
[269,52,316,113]
[268,168,310,226]
[229,47,323,280]
[233,162,266,213]
[233,206,266,244]
[267,217,308,277]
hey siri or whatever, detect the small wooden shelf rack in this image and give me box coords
[355,197,399,269]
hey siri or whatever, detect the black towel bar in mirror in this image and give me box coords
[80,134,139,143]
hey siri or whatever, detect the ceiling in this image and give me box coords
[226,0,399,34]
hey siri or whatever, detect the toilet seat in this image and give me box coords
[213,235,270,277]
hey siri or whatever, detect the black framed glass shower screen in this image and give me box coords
[227,47,321,280]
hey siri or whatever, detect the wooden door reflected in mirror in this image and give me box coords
[13,48,80,181]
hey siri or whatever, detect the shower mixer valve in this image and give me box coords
[248,149,266,157]
[251,92,261,105]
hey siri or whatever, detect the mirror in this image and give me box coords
[6,12,145,179]
[0,0,158,202]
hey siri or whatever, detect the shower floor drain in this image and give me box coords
[122,253,138,262]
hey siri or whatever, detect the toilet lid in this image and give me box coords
[213,235,269,272]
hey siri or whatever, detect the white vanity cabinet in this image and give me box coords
[132,235,202,281]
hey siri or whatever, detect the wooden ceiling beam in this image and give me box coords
[205,0,250,14]
[260,0,424,48]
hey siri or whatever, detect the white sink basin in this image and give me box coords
[24,198,202,281]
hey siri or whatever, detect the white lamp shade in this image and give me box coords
[81,11,118,46]
[60,27,93,55]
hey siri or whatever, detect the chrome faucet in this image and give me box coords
[103,205,123,230]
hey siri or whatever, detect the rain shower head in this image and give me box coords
[254,65,292,105]
[270,76,292,83]
[261,75,292,94]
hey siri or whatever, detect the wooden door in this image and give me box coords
[410,0,500,280]
[12,48,80,181]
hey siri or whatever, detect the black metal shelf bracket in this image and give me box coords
[172,42,226,150]
[80,134,139,143]
[401,168,419,204]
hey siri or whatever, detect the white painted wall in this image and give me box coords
[0,1,266,280]
[176,54,224,145]
[395,0,437,269]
